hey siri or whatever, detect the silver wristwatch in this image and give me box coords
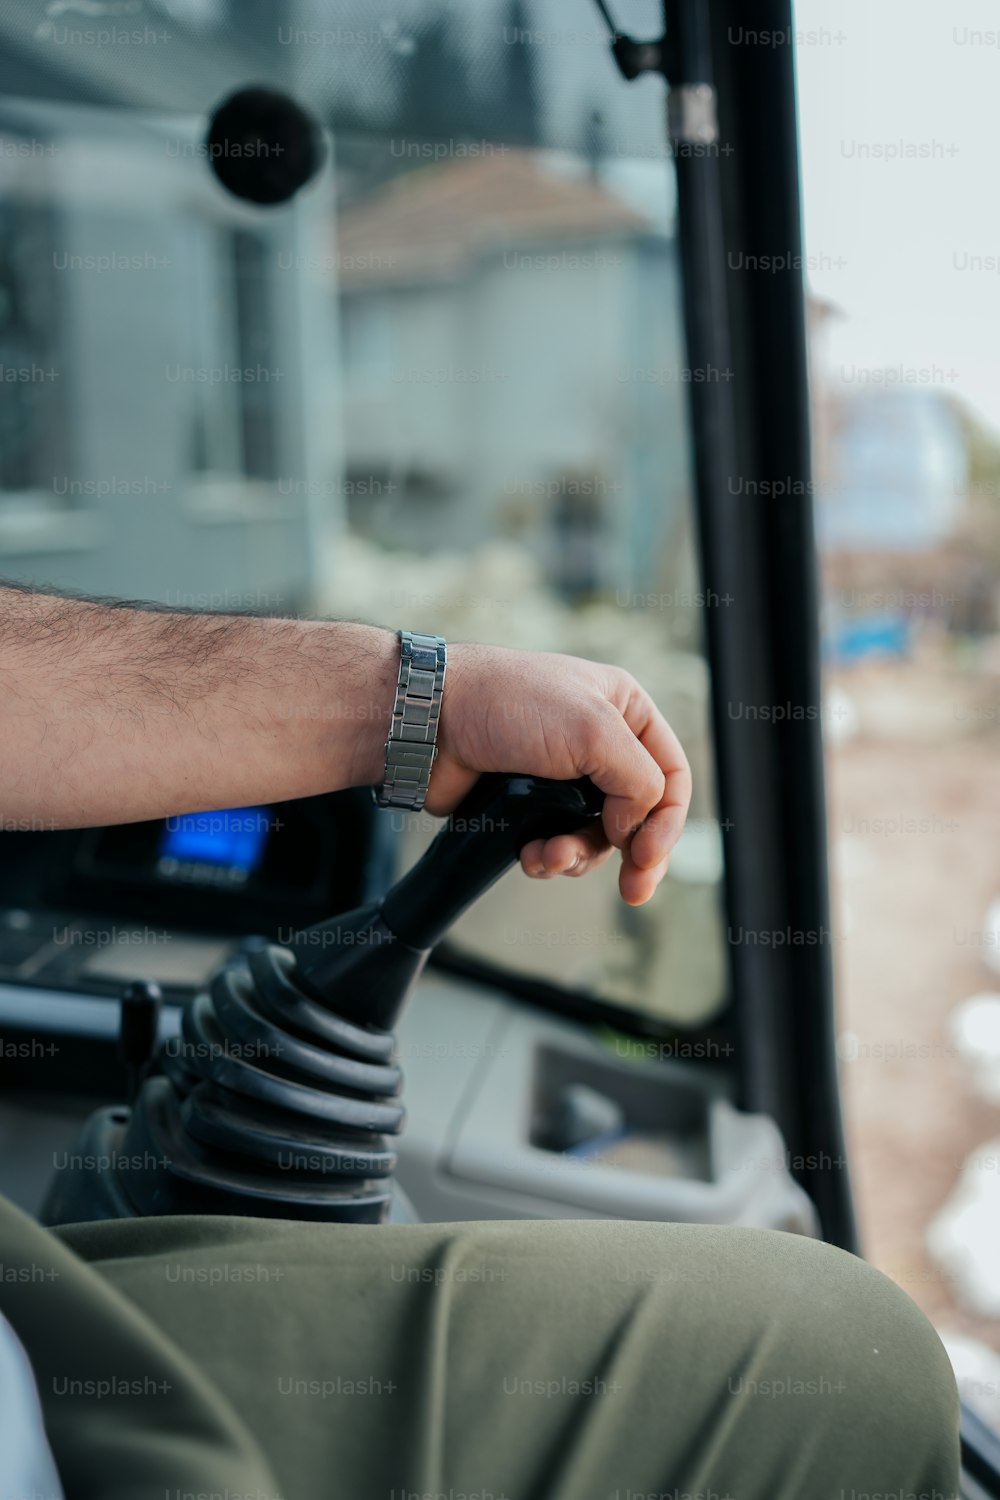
[374,630,447,811]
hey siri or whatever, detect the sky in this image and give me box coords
[793,0,1000,435]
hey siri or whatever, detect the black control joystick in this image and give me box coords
[41,774,604,1228]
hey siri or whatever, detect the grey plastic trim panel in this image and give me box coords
[396,976,818,1235]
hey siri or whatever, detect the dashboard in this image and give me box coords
[0,787,393,1092]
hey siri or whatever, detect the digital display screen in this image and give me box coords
[157,807,270,877]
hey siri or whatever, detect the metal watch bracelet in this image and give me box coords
[374,630,447,811]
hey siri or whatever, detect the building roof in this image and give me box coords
[335,150,650,289]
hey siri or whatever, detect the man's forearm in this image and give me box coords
[0,584,693,902]
[0,586,397,827]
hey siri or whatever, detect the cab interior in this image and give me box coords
[0,1,994,1493]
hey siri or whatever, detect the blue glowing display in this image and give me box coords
[158,807,270,873]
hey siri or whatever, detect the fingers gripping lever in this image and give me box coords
[41,775,604,1227]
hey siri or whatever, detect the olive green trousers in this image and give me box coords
[0,1194,959,1500]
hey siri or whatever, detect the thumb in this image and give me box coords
[423,754,479,817]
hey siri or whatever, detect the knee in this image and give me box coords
[740,1229,960,1489]
[589,1220,959,1490]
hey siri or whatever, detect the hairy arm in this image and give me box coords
[0,585,397,829]
[0,583,691,904]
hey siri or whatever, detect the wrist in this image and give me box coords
[294,621,396,793]
[338,623,400,790]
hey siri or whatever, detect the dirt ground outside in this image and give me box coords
[824,661,1000,1354]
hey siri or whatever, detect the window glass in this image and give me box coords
[795,0,1000,1431]
[0,0,726,1029]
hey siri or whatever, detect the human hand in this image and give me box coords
[425,643,691,906]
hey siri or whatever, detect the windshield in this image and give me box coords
[0,0,726,1030]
